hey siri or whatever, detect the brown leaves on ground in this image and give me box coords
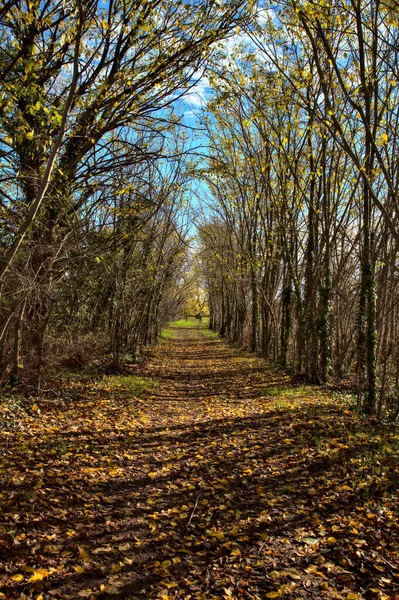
[0,327,398,599]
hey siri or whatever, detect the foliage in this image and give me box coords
[197,0,399,411]
[0,0,251,386]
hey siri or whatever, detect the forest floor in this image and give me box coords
[0,321,399,600]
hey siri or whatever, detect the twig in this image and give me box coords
[186,494,201,529]
[379,555,397,572]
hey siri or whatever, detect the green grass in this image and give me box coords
[168,317,210,329]
[100,374,156,395]
[159,328,175,340]
[198,328,219,339]
[258,384,318,398]
[160,317,218,341]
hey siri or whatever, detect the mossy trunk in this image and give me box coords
[280,280,292,367]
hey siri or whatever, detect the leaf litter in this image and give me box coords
[0,326,398,599]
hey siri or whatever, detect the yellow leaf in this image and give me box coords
[102,19,109,29]
[230,548,241,556]
[118,542,130,551]
[78,546,89,560]
[66,529,76,537]
[92,545,112,554]
[286,569,301,580]
[346,595,359,600]
[31,403,39,412]
[74,566,85,573]
[165,581,178,589]
[110,564,121,573]
[161,559,172,568]
[266,593,280,598]
[26,131,34,140]
[380,132,388,145]
[11,574,24,581]
[269,571,281,579]
[29,568,49,582]
[305,565,318,573]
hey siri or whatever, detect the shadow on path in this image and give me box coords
[0,327,398,599]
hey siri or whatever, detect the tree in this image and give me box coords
[197,13,399,414]
[0,0,252,384]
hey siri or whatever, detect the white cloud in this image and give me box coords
[182,76,211,109]
[257,7,274,26]
[183,109,197,119]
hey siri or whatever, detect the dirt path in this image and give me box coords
[0,327,398,599]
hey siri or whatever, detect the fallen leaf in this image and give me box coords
[29,568,50,582]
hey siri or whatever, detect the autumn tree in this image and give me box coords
[197,11,399,416]
[0,0,252,384]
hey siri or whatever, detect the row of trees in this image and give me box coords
[199,0,399,415]
[0,0,249,386]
